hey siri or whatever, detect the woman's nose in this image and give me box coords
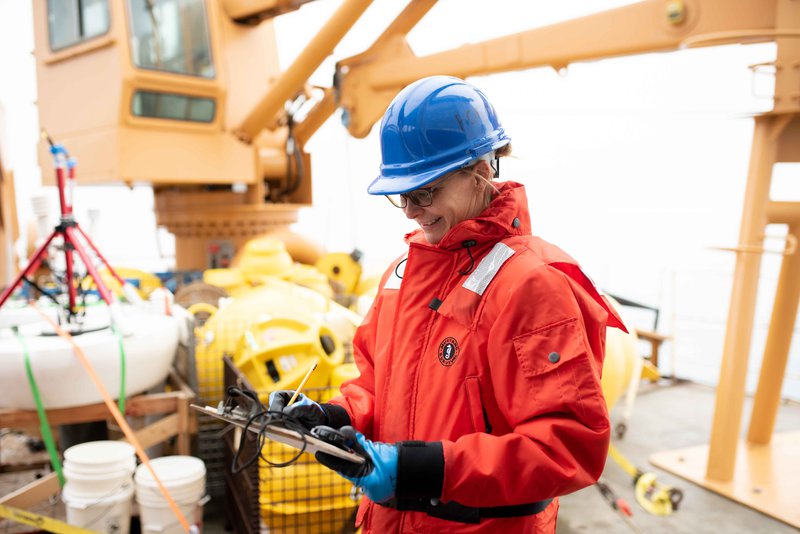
[403,202,422,219]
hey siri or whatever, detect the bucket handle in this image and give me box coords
[63,482,132,510]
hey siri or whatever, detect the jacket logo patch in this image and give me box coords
[438,337,459,367]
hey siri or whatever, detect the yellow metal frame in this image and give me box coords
[221,0,318,24]
[650,114,800,528]
[234,0,374,141]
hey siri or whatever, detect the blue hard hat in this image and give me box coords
[368,76,510,195]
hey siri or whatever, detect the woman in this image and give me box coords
[269,75,626,533]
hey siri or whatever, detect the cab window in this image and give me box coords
[128,0,214,78]
[47,0,110,51]
[132,90,215,123]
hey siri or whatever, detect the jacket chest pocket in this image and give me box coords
[464,377,490,433]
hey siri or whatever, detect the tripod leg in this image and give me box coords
[0,231,59,309]
[74,224,127,286]
[65,244,77,314]
[75,224,143,304]
[64,226,115,306]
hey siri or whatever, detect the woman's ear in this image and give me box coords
[473,160,492,186]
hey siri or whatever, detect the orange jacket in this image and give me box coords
[328,181,625,533]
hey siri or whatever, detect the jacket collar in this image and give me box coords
[404,181,531,250]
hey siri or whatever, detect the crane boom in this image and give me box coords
[335,0,781,138]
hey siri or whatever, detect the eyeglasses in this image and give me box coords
[385,173,457,209]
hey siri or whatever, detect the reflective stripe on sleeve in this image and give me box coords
[462,243,515,295]
[384,257,406,290]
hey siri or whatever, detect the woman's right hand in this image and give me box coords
[267,390,328,430]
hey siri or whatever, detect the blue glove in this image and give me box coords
[267,390,328,430]
[315,426,398,503]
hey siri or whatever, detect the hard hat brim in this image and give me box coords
[367,163,459,195]
[368,138,510,195]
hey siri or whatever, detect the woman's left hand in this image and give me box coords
[315,426,398,503]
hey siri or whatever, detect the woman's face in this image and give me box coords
[402,162,492,245]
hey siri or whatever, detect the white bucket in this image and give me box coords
[136,497,206,534]
[135,456,206,534]
[64,441,136,474]
[64,465,133,499]
[63,441,136,497]
[63,482,134,534]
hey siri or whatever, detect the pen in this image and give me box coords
[287,362,318,407]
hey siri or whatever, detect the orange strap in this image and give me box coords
[34,305,192,533]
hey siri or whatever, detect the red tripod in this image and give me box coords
[0,136,139,325]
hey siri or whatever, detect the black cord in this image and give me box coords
[77,274,90,317]
[285,131,304,196]
[227,386,310,474]
[258,411,309,467]
[282,114,304,197]
[394,258,407,280]
[22,276,61,308]
[230,409,309,473]
[458,240,477,276]
[226,385,260,412]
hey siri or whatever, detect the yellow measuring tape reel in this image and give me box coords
[0,504,99,534]
[607,444,683,516]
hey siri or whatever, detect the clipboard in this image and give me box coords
[191,404,365,464]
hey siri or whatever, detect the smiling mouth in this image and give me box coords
[420,217,441,228]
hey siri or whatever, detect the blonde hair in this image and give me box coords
[467,143,512,193]
[495,143,512,159]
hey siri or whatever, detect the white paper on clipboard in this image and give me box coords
[191,404,365,464]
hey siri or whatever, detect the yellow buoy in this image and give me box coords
[238,237,294,282]
[80,267,163,300]
[195,278,360,403]
[203,268,249,296]
[315,251,363,294]
[601,325,640,410]
[233,316,345,403]
[286,263,334,299]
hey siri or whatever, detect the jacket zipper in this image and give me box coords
[407,250,461,438]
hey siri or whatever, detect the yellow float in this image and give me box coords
[80,266,164,300]
[194,277,360,404]
[315,251,363,295]
[234,316,345,402]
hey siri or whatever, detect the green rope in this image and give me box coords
[111,324,126,415]
[14,327,65,487]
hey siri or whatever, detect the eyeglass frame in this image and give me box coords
[384,170,461,209]
[383,154,500,209]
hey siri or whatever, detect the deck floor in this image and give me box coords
[557,381,800,534]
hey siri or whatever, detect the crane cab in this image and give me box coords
[32,0,312,268]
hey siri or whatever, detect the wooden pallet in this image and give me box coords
[0,370,196,510]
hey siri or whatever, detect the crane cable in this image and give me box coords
[32,304,195,533]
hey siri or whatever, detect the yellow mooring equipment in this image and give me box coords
[607,444,684,516]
